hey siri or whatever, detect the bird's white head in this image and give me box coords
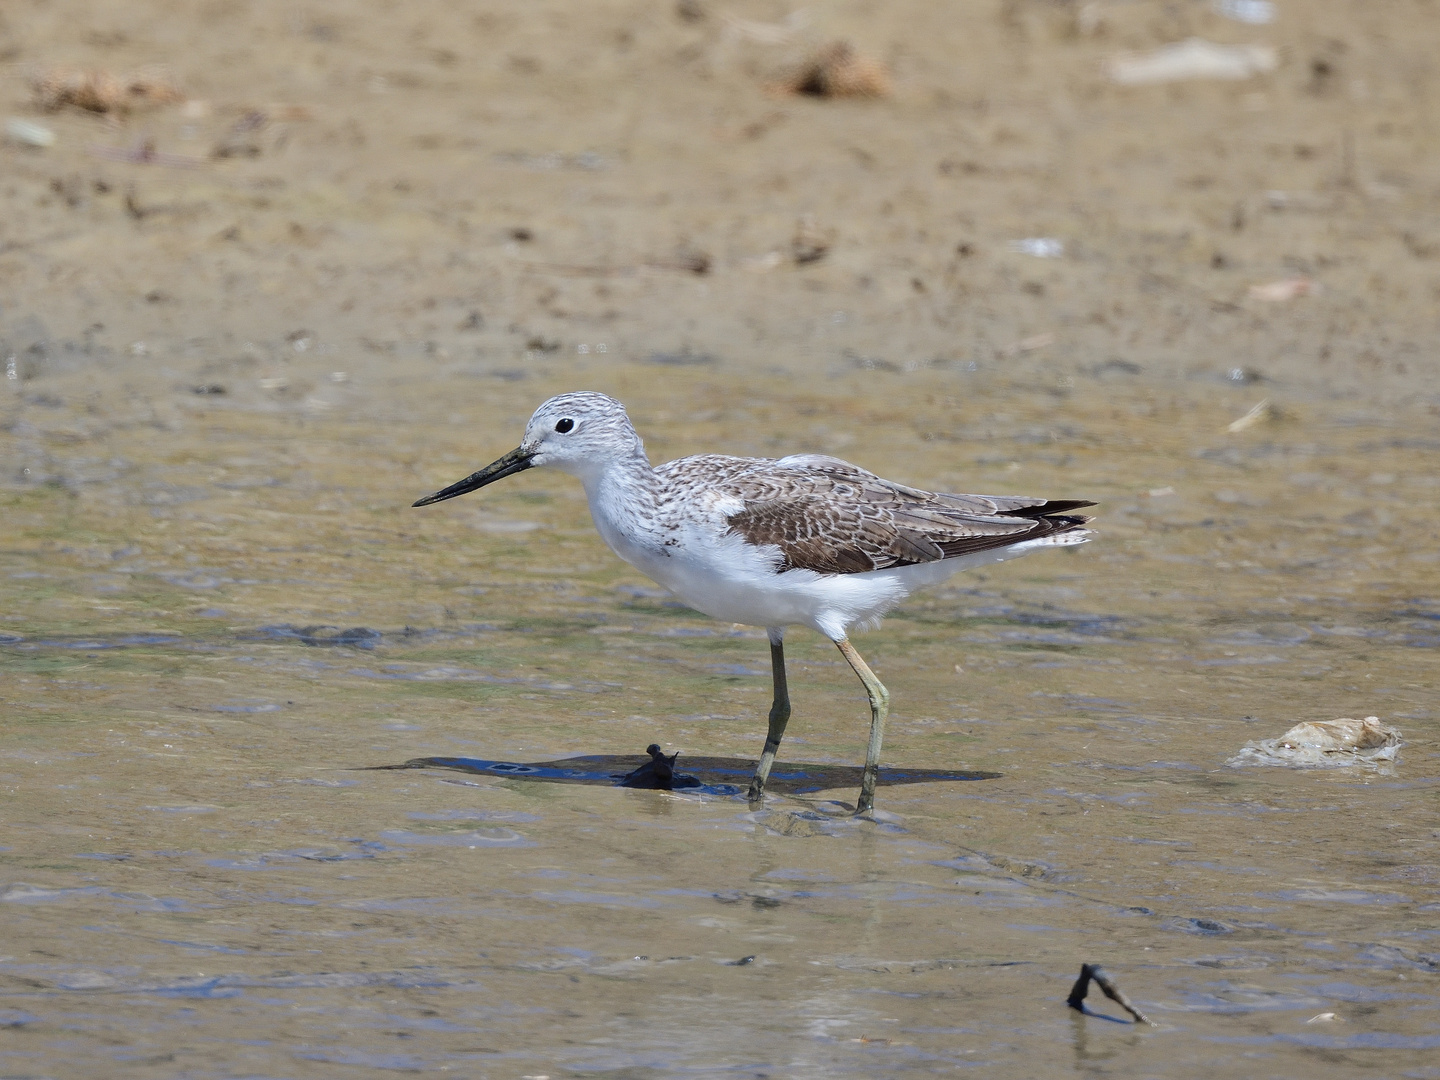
[519,391,644,478]
[412,391,644,507]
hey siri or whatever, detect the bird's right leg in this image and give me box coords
[835,637,890,816]
[746,627,791,803]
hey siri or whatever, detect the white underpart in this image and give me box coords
[579,456,1092,642]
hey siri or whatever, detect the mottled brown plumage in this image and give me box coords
[692,453,1093,575]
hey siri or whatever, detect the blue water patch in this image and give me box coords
[249,624,385,648]
[0,883,200,912]
[1243,1032,1440,1051]
[145,805,218,814]
[1354,944,1440,970]
[1045,788,1152,807]
[158,570,233,590]
[1209,626,1312,647]
[1061,695,1135,711]
[346,666,614,693]
[652,625,755,637]
[1179,982,1322,1013]
[136,979,243,1002]
[19,633,184,650]
[296,1049,433,1070]
[205,844,385,870]
[706,663,769,676]
[1193,654,1287,666]
[1162,916,1235,935]
[1308,980,1430,1003]
[530,889,662,909]
[378,828,533,848]
[155,939,252,956]
[1266,888,1407,905]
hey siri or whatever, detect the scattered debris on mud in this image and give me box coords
[1228,716,1402,771]
[30,66,183,114]
[1105,38,1277,85]
[778,41,889,99]
[621,744,701,789]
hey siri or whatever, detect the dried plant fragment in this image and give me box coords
[779,41,889,99]
[31,66,183,114]
[792,215,832,265]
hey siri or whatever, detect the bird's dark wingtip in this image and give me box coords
[1030,499,1096,515]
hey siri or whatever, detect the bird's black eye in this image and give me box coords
[554,418,574,434]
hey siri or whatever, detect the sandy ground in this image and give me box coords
[2,0,1438,412]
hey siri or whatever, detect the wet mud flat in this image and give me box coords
[3,360,1439,1077]
[3,0,1440,1073]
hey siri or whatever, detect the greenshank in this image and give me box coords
[414,391,1094,813]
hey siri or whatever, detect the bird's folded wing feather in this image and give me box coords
[721,462,1092,574]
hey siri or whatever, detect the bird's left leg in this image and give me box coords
[835,637,890,815]
[746,627,791,803]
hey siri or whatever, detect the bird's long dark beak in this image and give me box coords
[412,446,535,507]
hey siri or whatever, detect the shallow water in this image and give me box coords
[3,362,1438,1077]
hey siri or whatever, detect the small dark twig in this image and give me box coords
[1066,963,1156,1026]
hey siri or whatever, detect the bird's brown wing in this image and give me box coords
[721,459,1093,574]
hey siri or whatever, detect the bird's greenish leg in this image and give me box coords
[835,637,890,815]
[746,628,791,803]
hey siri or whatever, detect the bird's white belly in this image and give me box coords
[656,535,1089,637]
[598,522,908,638]
[644,547,894,635]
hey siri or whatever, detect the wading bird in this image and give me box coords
[414,392,1093,813]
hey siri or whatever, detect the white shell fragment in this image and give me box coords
[1213,0,1276,25]
[1249,277,1319,302]
[1226,398,1275,433]
[1228,717,1402,771]
[5,117,56,148]
[1009,237,1065,258]
[1107,39,1279,85]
